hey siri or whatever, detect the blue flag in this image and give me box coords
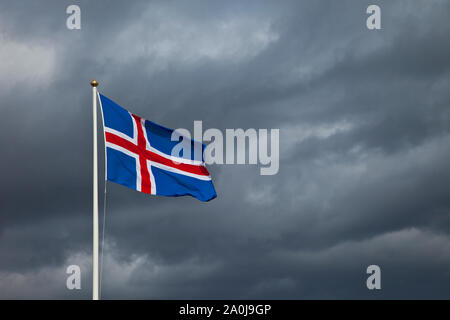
[98,93,217,202]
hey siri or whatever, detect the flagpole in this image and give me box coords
[91,79,99,300]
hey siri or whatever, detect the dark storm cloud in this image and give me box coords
[1,0,450,299]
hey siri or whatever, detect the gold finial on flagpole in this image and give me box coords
[90,79,99,87]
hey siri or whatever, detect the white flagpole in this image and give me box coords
[91,79,99,300]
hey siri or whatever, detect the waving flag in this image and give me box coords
[98,93,217,202]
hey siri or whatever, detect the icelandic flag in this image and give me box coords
[98,93,217,202]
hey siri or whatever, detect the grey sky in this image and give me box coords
[0,0,450,299]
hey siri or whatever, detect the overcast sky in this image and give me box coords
[1,0,450,299]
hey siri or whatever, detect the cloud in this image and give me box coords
[93,2,279,74]
[0,33,56,92]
